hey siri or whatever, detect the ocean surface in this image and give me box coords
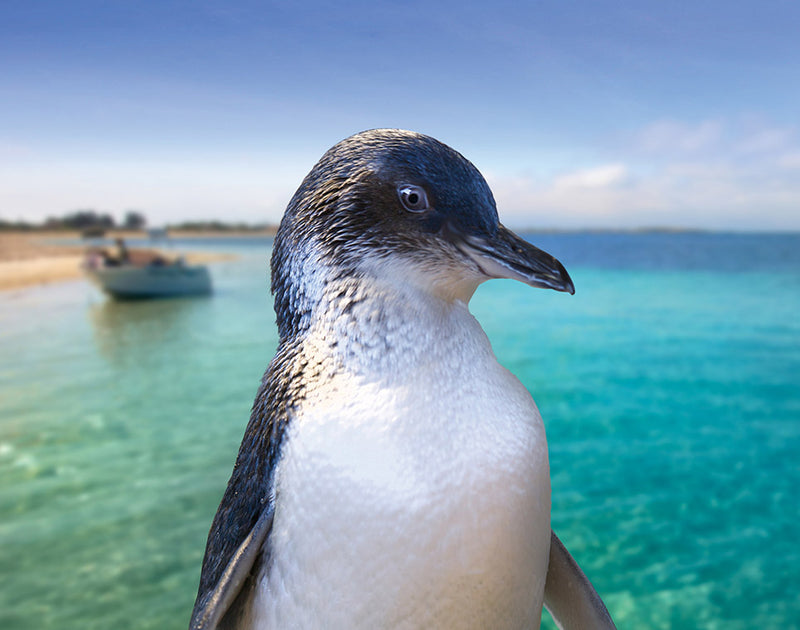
[1,232,798,629]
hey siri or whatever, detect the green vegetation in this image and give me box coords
[165,220,276,232]
[0,209,142,232]
[0,211,276,233]
[0,218,39,231]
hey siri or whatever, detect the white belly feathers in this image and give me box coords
[252,300,551,629]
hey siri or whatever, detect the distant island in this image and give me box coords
[516,226,710,234]
[164,220,279,235]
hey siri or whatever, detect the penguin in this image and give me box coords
[189,129,615,629]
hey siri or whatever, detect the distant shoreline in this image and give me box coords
[516,226,800,235]
[0,229,244,292]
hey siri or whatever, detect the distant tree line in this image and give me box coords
[47,209,147,231]
[0,210,147,232]
[1,211,276,233]
[0,218,38,231]
[166,220,276,232]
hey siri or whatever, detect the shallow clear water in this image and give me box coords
[1,233,798,629]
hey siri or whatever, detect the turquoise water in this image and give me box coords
[1,233,798,629]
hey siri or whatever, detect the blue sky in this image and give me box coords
[2,0,799,230]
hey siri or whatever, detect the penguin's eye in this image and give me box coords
[398,185,429,213]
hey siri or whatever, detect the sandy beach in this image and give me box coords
[0,231,244,291]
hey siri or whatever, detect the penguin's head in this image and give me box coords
[272,129,573,335]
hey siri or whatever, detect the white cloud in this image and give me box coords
[778,152,800,170]
[553,163,627,189]
[734,126,795,155]
[637,119,723,155]
[488,118,800,230]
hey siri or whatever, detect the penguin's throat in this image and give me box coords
[300,271,484,377]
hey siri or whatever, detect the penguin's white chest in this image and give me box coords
[252,313,551,629]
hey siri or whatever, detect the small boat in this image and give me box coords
[83,238,212,299]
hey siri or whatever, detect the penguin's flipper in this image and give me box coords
[189,502,274,630]
[544,529,616,629]
[190,346,300,629]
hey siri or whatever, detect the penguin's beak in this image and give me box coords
[455,224,575,294]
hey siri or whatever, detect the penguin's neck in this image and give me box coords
[299,259,488,379]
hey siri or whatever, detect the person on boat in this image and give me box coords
[115,238,130,264]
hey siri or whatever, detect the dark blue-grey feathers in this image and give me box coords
[271,128,500,341]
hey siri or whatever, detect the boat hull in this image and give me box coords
[85,264,212,298]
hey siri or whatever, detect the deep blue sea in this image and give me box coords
[1,232,798,629]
